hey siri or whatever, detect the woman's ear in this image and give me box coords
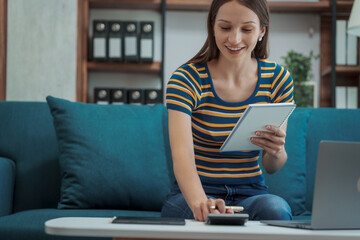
[259,27,266,39]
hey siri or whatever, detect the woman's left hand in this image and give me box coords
[250,124,286,158]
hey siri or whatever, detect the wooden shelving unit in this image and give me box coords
[319,0,359,107]
[76,0,164,103]
[76,0,359,107]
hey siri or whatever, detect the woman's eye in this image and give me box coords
[243,29,252,32]
[220,27,231,31]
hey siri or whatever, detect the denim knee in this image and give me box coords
[161,192,194,219]
[242,194,292,220]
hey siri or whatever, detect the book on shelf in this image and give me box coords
[336,20,347,65]
[336,19,359,66]
[347,32,358,66]
[336,86,358,109]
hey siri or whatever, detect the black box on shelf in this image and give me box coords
[123,21,139,62]
[128,89,145,105]
[108,21,123,62]
[145,89,163,105]
[110,88,127,105]
[139,21,154,62]
[92,20,108,61]
[94,88,110,104]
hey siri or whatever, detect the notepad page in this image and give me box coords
[220,103,296,152]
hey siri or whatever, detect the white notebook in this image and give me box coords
[220,103,296,152]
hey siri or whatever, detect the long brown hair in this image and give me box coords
[185,0,270,65]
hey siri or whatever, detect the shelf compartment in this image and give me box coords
[87,61,162,73]
[89,0,162,10]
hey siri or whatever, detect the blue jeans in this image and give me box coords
[161,182,292,220]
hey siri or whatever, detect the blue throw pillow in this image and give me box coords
[46,96,173,210]
[262,108,310,216]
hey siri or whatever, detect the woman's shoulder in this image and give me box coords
[258,58,290,75]
[176,62,207,73]
[259,58,279,68]
[172,62,208,82]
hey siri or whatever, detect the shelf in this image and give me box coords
[88,0,162,10]
[166,0,331,13]
[322,65,360,77]
[322,65,360,87]
[87,61,162,73]
[166,0,211,11]
[269,1,329,13]
[335,0,354,14]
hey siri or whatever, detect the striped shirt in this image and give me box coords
[166,59,294,185]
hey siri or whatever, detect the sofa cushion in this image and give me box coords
[262,108,310,216]
[46,96,173,211]
[0,208,160,240]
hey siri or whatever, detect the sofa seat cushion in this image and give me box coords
[46,96,173,211]
[0,209,160,240]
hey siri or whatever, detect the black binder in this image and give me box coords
[145,89,162,105]
[92,20,108,61]
[108,21,123,62]
[110,89,127,105]
[128,89,144,105]
[94,88,110,104]
[139,22,154,62]
[124,21,139,62]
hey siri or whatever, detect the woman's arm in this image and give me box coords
[168,110,229,221]
[250,121,288,174]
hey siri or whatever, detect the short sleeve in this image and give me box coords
[271,64,295,104]
[166,66,199,116]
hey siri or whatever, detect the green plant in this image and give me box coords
[281,50,319,107]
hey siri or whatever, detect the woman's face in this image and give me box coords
[213,0,265,62]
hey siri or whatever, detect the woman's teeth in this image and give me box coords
[227,47,242,51]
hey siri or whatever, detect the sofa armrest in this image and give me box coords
[0,157,16,217]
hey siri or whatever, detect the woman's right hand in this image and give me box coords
[192,198,234,222]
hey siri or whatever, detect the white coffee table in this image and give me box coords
[45,217,360,240]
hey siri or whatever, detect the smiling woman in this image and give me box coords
[162,0,295,223]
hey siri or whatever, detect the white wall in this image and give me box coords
[5,2,320,106]
[6,0,77,101]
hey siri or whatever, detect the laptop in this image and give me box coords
[262,141,360,230]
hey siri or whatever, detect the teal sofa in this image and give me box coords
[0,96,360,240]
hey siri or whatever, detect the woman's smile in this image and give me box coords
[226,45,245,55]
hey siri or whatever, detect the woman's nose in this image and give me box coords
[228,30,241,44]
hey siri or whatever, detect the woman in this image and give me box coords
[162,0,294,222]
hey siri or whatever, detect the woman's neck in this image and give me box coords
[209,56,258,86]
